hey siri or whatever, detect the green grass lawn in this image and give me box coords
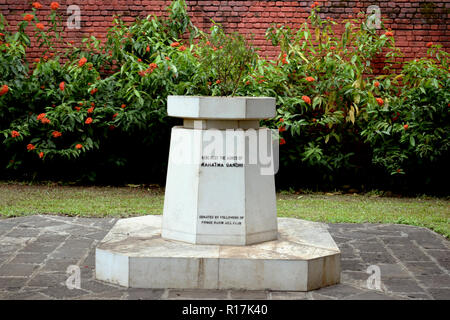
[0,183,448,238]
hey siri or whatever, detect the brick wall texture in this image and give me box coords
[1,0,449,72]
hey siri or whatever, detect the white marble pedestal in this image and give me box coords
[95,95,341,291]
[162,96,278,245]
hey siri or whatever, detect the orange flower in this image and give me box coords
[87,106,94,113]
[24,14,34,22]
[279,118,284,123]
[278,126,286,132]
[426,42,433,47]
[50,2,59,10]
[170,42,180,47]
[384,31,394,37]
[0,84,9,96]
[281,58,288,65]
[41,118,51,124]
[146,46,150,52]
[90,88,98,95]
[11,130,20,138]
[32,2,42,9]
[27,144,35,151]
[392,111,400,122]
[149,62,158,70]
[137,58,142,62]
[36,23,45,31]
[302,95,311,105]
[178,45,187,51]
[39,151,44,159]
[112,113,118,119]
[85,117,93,124]
[216,80,221,84]
[59,81,65,91]
[374,81,380,88]
[245,80,250,85]
[375,97,384,106]
[78,57,87,67]
[121,104,126,109]
[52,131,62,138]
[75,106,81,111]
[305,76,315,82]
[279,138,286,145]
[330,46,336,50]
[75,144,83,150]
[314,1,319,5]
[37,113,46,121]
[403,124,409,130]
[165,56,170,60]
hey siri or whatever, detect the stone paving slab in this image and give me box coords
[0,215,448,300]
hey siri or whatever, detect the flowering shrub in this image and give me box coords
[0,1,195,180]
[0,1,448,191]
[262,5,401,184]
[361,44,449,177]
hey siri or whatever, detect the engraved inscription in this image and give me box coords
[201,155,244,168]
[199,215,244,226]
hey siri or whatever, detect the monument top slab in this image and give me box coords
[167,95,276,120]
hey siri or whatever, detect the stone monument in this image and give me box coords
[95,96,341,291]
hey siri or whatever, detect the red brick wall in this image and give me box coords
[1,0,449,70]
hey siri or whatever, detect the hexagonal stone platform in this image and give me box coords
[95,215,341,291]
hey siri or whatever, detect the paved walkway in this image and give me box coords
[0,215,448,300]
